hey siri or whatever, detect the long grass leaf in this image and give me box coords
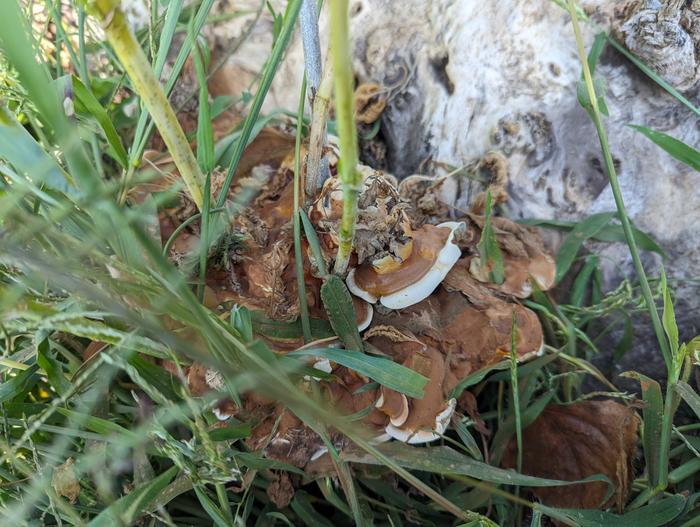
[555,212,615,284]
[520,217,666,258]
[215,0,303,207]
[675,381,700,422]
[0,1,95,190]
[607,36,700,118]
[343,443,611,490]
[289,348,427,398]
[320,275,363,352]
[88,466,178,527]
[71,75,129,168]
[620,372,663,487]
[0,107,76,196]
[536,494,686,527]
[630,125,700,172]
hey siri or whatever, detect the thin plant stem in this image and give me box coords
[305,55,333,199]
[566,1,669,367]
[86,0,205,209]
[567,0,675,493]
[329,0,360,275]
[300,0,322,96]
[77,7,106,179]
[197,174,211,303]
[294,76,312,343]
[509,310,522,525]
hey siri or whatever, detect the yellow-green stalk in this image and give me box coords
[305,56,333,199]
[329,0,360,275]
[567,0,674,495]
[85,0,205,209]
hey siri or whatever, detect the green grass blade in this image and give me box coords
[629,125,700,172]
[344,443,611,490]
[320,275,363,352]
[520,217,667,258]
[0,107,76,196]
[509,311,523,483]
[674,381,700,422]
[193,40,214,174]
[449,361,511,398]
[215,0,303,208]
[291,492,335,527]
[300,209,329,277]
[294,76,312,343]
[0,364,40,404]
[71,75,129,168]
[536,494,686,527]
[454,418,484,460]
[55,408,139,441]
[606,36,700,119]
[477,191,505,284]
[289,348,427,399]
[88,465,178,527]
[0,0,95,191]
[570,254,598,307]
[555,212,615,284]
[660,269,679,360]
[193,484,234,527]
[620,372,663,487]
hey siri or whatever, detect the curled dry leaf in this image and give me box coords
[267,471,295,509]
[502,400,638,511]
[52,458,80,504]
[354,82,387,124]
[311,167,410,266]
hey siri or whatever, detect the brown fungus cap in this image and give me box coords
[347,222,464,309]
[467,214,555,298]
[372,287,544,393]
[366,330,456,444]
[385,346,456,444]
[352,295,374,332]
[375,387,409,427]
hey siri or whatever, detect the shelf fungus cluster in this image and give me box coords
[156,133,555,473]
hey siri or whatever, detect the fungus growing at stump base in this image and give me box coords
[146,129,556,474]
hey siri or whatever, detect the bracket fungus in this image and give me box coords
[346,221,464,309]
[466,214,556,298]
[154,125,556,471]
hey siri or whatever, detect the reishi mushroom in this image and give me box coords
[159,126,560,466]
[352,295,374,331]
[346,222,464,309]
[467,214,556,298]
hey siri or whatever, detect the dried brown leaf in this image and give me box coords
[354,83,386,124]
[502,400,638,511]
[266,471,295,509]
[52,458,80,504]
